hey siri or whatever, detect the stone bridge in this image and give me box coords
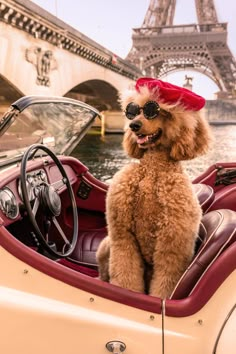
[0,0,141,121]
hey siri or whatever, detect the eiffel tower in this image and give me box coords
[127,0,236,98]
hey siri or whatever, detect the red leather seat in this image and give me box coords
[192,183,215,213]
[170,208,236,299]
[205,184,236,213]
[67,228,107,267]
[57,228,106,276]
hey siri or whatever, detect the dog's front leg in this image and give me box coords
[109,236,145,293]
[149,230,195,299]
[96,236,110,282]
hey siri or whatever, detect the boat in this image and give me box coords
[0,95,235,353]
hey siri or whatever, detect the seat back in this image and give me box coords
[205,184,236,213]
[170,209,236,299]
[192,183,215,213]
[68,228,106,267]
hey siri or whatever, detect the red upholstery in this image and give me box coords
[67,228,107,267]
[170,209,236,299]
[205,184,236,213]
[192,183,214,213]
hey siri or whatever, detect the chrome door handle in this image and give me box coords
[106,341,126,353]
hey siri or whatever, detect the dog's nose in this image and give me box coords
[129,120,142,132]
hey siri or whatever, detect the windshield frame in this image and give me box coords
[0,96,100,167]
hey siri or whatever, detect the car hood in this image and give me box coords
[0,96,100,168]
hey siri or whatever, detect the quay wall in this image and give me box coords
[204,100,236,124]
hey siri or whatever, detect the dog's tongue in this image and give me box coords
[137,135,148,144]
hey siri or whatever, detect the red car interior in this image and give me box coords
[1,155,236,317]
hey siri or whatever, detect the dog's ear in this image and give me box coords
[170,113,213,161]
[123,129,145,159]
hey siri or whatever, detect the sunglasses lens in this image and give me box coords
[125,103,140,120]
[143,101,160,119]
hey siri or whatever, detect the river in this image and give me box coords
[71,125,236,183]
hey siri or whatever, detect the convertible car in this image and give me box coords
[0,96,235,354]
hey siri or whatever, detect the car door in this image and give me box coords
[0,242,164,354]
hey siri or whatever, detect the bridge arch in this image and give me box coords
[162,70,219,98]
[65,79,120,111]
[142,52,223,91]
[0,74,23,114]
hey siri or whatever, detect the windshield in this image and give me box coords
[0,97,99,165]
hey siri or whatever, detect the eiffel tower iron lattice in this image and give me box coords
[127,0,236,98]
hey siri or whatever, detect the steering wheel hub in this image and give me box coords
[41,184,61,216]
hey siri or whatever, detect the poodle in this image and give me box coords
[96,77,212,298]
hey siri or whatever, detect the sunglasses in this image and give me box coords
[125,101,161,120]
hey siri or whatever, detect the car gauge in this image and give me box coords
[0,187,19,219]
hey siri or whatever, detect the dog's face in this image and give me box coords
[125,100,170,150]
[121,86,213,161]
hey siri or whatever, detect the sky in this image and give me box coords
[31,0,236,99]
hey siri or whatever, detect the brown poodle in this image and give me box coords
[96,77,212,298]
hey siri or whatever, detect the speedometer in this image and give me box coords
[0,187,19,219]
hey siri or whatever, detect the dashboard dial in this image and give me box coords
[0,187,19,219]
[18,170,48,202]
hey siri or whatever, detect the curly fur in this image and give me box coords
[96,84,213,298]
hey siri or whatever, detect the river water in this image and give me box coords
[71,125,236,183]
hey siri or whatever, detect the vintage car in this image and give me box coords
[0,96,235,354]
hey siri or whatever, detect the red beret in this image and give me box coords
[135,77,205,111]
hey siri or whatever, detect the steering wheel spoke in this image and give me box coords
[32,196,40,217]
[52,216,70,245]
[20,144,78,257]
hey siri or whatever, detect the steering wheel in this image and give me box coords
[20,144,78,258]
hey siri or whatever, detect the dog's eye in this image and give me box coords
[125,103,140,120]
[143,102,160,119]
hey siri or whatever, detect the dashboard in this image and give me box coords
[0,155,106,234]
[0,168,48,220]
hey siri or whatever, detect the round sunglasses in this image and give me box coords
[125,101,161,120]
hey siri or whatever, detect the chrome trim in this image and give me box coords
[213,304,236,353]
